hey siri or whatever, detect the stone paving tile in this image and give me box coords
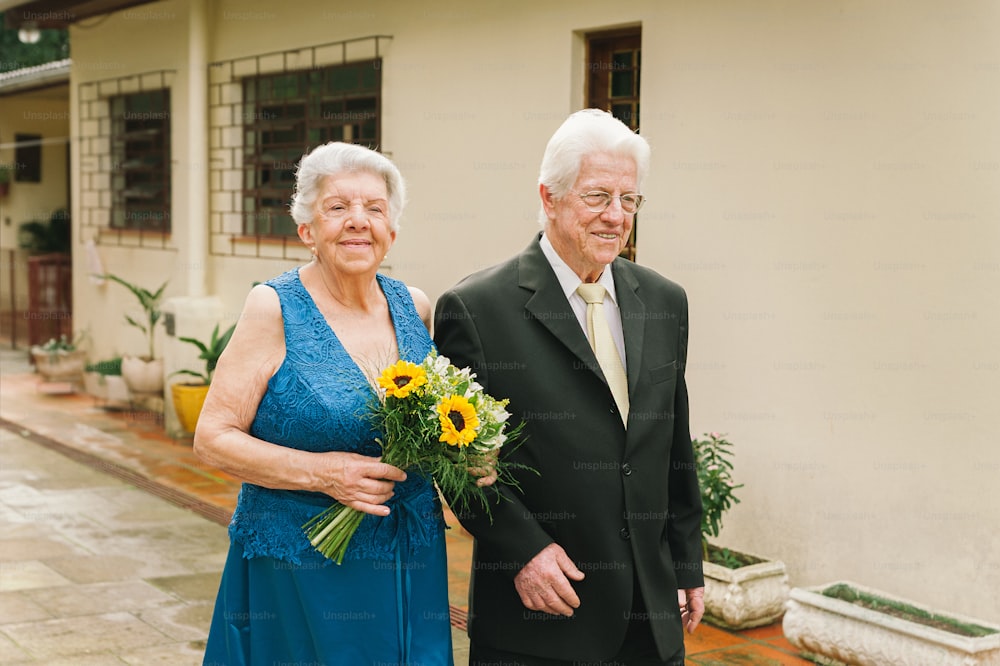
[1,611,174,660]
[0,426,227,663]
[0,560,74,592]
[24,579,177,617]
[0,631,32,663]
[147,571,222,604]
[451,625,469,664]
[42,553,177,585]
[135,602,214,642]
[19,654,129,666]
[0,591,51,624]
[118,640,207,665]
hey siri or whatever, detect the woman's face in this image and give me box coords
[298,170,396,277]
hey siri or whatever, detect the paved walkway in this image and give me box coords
[0,347,810,664]
[0,426,222,664]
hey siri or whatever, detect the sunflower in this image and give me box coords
[377,360,428,399]
[437,395,480,447]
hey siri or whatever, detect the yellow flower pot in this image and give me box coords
[170,382,210,433]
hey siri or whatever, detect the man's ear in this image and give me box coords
[540,183,557,220]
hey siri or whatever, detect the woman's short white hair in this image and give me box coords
[289,142,406,231]
[537,109,650,226]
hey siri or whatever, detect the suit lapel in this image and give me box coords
[518,239,602,377]
[613,260,645,399]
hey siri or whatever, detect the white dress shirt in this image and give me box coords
[539,233,627,369]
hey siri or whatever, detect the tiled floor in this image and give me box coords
[0,351,813,664]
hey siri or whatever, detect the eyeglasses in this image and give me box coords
[576,191,646,214]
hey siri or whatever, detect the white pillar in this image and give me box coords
[185,0,209,298]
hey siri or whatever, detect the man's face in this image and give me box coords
[542,152,638,283]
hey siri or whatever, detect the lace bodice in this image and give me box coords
[228,269,441,564]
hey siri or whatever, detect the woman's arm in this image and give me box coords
[408,285,432,331]
[193,284,405,516]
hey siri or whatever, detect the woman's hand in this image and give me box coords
[314,451,407,516]
[468,450,499,488]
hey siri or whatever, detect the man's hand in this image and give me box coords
[514,543,586,616]
[677,587,705,633]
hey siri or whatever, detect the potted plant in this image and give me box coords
[169,322,235,432]
[694,432,789,630]
[97,273,168,394]
[17,209,71,254]
[783,581,1000,665]
[83,356,130,405]
[31,334,88,383]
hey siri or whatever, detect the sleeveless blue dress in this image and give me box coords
[203,269,452,665]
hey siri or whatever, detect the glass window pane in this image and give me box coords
[611,70,633,98]
[243,60,380,236]
[110,88,171,233]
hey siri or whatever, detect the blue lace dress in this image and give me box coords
[203,269,452,665]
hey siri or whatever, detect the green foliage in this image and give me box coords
[705,544,764,569]
[172,323,236,384]
[17,209,71,254]
[822,583,998,638]
[84,357,123,376]
[37,334,77,353]
[708,546,744,569]
[0,13,70,72]
[33,332,86,363]
[372,391,528,521]
[304,353,533,563]
[97,273,168,359]
[692,432,744,561]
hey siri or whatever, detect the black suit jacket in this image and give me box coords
[434,236,703,661]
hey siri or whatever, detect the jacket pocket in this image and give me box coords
[649,361,677,385]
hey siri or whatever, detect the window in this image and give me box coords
[110,89,171,232]
[242,60,381,237]
[587,29,641,131]
[587,28,641,260]
[14,133,42,183]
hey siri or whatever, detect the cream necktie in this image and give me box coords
[576,283,629,426]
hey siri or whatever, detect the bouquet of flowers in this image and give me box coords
[303,351,526,564]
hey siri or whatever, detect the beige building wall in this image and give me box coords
[0,90,70,340]
[0,92,69,245]
[67,0,999,620]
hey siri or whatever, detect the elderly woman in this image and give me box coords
[196,142,455,664]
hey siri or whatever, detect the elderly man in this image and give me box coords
[434,109,704,666]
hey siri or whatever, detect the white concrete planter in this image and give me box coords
[121,356,164,394]
[703,550,789,630]
[83,372,131,404]
[31,348,87,383]
[783,581,1000,666]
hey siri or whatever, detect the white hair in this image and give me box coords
[537,109,650,226]
[289,142,406,231]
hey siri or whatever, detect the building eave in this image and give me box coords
[0,57,71,95]
[1,0,159,28]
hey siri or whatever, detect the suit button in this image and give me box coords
[619,527,631,540]
[622,462,632,476]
